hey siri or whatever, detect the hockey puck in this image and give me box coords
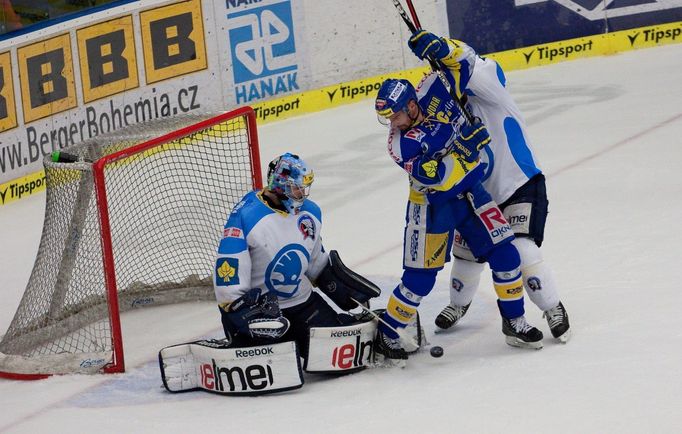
[430,345,444,358]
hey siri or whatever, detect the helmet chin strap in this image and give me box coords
[407,101,422,127]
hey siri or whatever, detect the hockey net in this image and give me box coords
[0,108,261,379]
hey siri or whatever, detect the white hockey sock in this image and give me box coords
[449,257,485,307]
[513,238,561,312]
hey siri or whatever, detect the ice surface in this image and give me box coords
[1,44,681,433]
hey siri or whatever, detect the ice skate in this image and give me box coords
[543,302,571,343]
[502,316,543,349]
[435,302,471,330]
[373,329,408,368]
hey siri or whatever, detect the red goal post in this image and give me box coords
[0,107,261,379]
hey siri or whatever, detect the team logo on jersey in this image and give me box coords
[215,258,240,286]
[297,214,316,240]
[265,244,310,298]
[223,227,243,238]
[421,160,438,178]
[404,128,426,142]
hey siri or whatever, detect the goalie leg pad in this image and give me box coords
[303,321,377,374]
[305,320,377,373]
[316,250,381,310]
[159,339,303,395]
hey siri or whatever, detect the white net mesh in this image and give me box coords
[0,111,258,377]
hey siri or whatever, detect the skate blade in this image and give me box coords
[556,328,572,343]
[505,336,543,350]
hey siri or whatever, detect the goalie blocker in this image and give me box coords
[315,250,381,310]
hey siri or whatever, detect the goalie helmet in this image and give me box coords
[266,153,314,213]
[375,78,417,123]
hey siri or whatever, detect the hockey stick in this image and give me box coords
[390,0,475,125]
[350,297,420,349]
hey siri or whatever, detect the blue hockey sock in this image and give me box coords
[488,242,525,319]
[380,270,436,338]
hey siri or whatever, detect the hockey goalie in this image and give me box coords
[159,153,387,395]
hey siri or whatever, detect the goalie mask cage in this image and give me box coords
[0,107,261,379]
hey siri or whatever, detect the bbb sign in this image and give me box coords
[227,0,300,104]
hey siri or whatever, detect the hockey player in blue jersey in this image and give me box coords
[214,153,380,363]
[406,31,570,343]
[374,76,544,363]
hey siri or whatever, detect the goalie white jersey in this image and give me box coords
[214,191,328,309]
[418,39,542,204]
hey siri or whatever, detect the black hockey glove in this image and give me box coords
[315,250,381,311]
[452,119,491,163]
[220,288,290,342]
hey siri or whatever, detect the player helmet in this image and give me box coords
[266,153,314,213]
[375,78,418,125]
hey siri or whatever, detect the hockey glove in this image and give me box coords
[220,288,290,342]
[315,250,381,311]
[452,119,491,163]
[408,30,450,60]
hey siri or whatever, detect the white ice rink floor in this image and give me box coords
[1,43,681,433]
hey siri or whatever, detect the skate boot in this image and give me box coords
[502,316,543,349]
[373,329,408,368]
[543,302,571,343]
[435,303,471,330]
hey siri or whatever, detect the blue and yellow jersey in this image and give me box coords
[387,41,485,205]
[214,190,327,309]
[387,115,484,205]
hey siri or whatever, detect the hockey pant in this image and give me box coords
[450,174,560,312]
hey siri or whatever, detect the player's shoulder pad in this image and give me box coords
[218,192,266,254]
[234,191,278,235]
[300,198,322,222]
[416,71,439,99]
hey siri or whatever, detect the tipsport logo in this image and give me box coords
[521,40,594,64]
[227,0,300,104]
[514,0,682,20]
[627,26,682,46]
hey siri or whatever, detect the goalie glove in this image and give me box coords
[315,250,381,311]
[452,119,491,163]
[220,288,290,342]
